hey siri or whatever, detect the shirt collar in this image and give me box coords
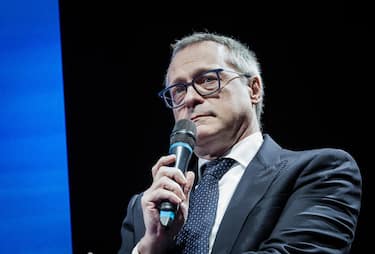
[198,131,264,171]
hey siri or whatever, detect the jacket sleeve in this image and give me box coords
[247,149,362,254]
[117,194,142,254]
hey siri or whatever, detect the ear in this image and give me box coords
[248,76,262,104]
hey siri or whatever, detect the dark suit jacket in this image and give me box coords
[118,134,362,254]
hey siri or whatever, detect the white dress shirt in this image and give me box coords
[132,132,264,254]
[198,132,263,253]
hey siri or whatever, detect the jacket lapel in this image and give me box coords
[211,135,286,254]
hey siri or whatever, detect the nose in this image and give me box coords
[183,85,204,108]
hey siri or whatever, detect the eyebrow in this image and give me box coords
[168,68,219,85]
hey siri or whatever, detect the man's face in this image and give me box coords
[166,41,256,158]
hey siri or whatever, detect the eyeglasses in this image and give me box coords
[158,68,251,109]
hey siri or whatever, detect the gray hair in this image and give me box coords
[167,32,265,125]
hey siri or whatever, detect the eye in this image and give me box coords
[169,84,187,103]
[195,73,218,85]
[172,84,186,95]
[194,72,220,92]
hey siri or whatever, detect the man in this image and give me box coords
[118,32,362,254]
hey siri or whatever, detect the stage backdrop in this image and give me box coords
[0,0,72,253]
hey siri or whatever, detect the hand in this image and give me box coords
[138,154,195,254]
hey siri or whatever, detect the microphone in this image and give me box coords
[159,119,197,227]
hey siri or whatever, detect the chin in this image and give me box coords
[196,125,217,142]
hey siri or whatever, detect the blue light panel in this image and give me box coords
[0,0,72,253]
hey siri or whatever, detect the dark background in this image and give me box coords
[59,2,372,253]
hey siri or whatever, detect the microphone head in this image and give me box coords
[170,119,197,149]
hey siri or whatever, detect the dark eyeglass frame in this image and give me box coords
[158,68,251,109]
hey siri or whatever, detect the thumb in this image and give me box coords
[184,171,195,197]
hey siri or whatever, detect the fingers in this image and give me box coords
[152,155,187,186]
[145,155,190,207]
[151,154,175,177]
[152,175,187,202]
[143,187,183,206]
[148,170,194,206]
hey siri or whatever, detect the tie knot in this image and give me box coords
[202,157,236,180]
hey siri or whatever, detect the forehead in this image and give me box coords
[167,41,229,81]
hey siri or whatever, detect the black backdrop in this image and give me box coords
[59,2,372,253]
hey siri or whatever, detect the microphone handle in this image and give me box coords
[159,144,193,227]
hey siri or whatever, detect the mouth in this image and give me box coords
[190,113,213,122]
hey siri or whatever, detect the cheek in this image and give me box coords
[173,108,189,121]
[195,123,221,145]
[226,89,252,113]
[236,87,253,108]
[221,94,252,124]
